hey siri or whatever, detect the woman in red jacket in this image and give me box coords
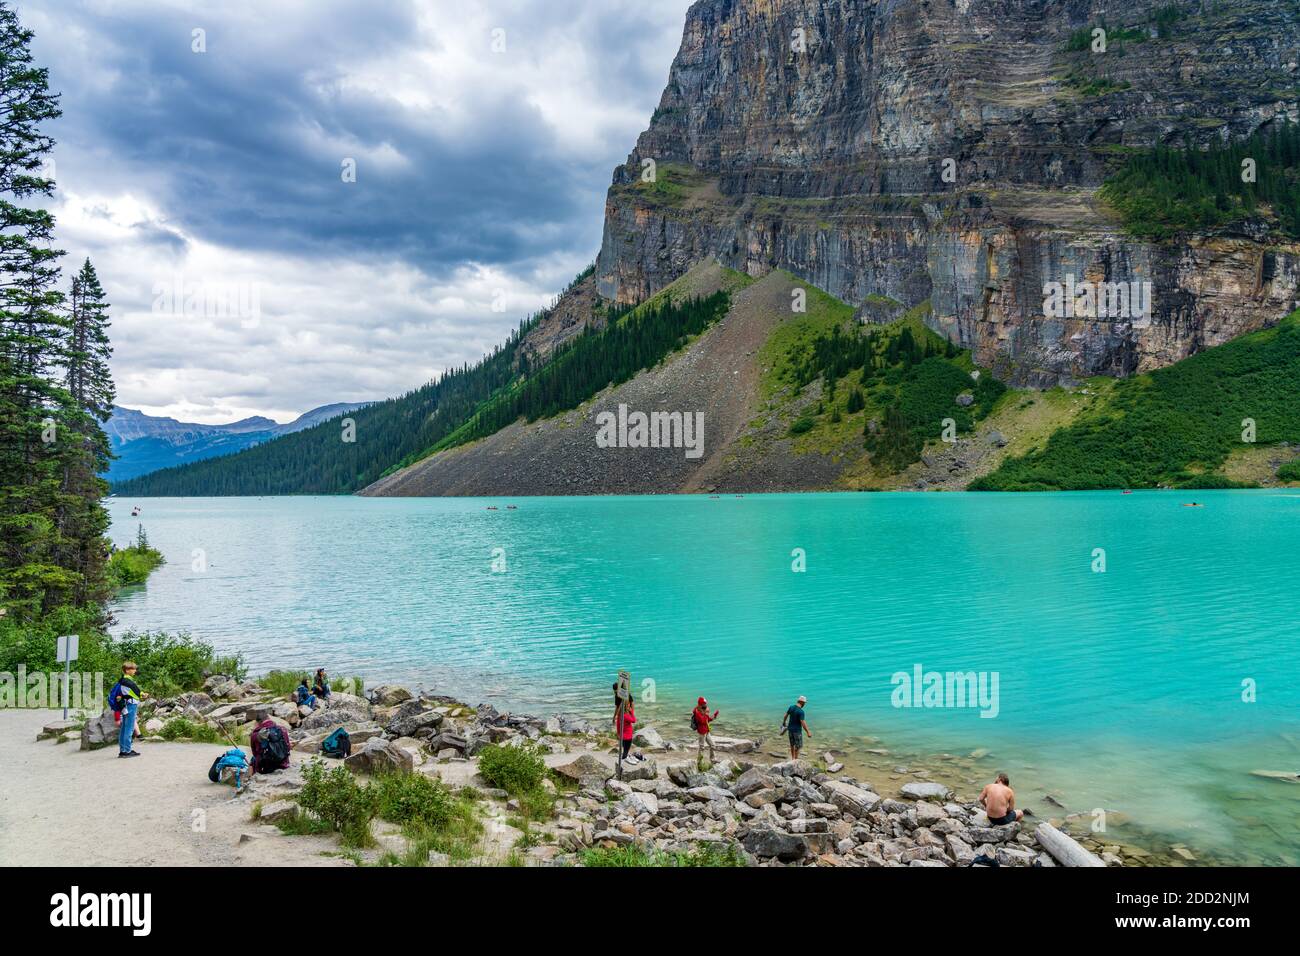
[692,696,719,764]
[618,695,639,765]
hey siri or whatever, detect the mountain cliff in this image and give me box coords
[120,0,1300,497]
[596,0,1300,386]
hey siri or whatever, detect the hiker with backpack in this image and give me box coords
[691,696,720,764]
[250,717,292,773]
[109,662,149,759]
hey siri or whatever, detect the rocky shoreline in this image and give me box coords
[59,674,1159,867]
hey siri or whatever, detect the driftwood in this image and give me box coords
[1035,822,1105,867]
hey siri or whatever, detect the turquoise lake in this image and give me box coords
[107,491,1300,863]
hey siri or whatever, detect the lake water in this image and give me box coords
[107,491,1300,864]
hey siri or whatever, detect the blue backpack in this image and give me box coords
[208,748,252,787]
[107,680,125,712]
[321,727,351,758]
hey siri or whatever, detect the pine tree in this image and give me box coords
[0,2,69,619]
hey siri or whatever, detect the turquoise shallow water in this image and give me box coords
[108,491,1300,863]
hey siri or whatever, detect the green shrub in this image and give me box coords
[476,742,547,795]
[297,760,379,847]
[788,416,814,435]
[372,771,456,830]
[1278,458,1300,482]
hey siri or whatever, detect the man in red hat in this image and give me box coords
[691,696,720,765]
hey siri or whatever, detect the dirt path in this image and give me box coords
[0,709,343,867]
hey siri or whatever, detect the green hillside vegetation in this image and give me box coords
[971,310,1300,490]
[765,291,1004,471]
[419,289,731,458]
[1100,122,1300,240]
[113,268,597,496]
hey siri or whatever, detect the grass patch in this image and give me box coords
[296,760,380,848]
[581,842,747,867]
[159,716,222,743]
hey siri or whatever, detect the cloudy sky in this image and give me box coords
[22,0,693,424]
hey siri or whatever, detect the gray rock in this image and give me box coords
[730,766,774,799]
[368,685,413,707]
[620,756,658,781]
[739,827,808,861]
[823,780,881,818]
[345,738,414,775]
[900,782,952,802]
[553,754,614,783]
[80,710,119,751]
[632,726,665,749]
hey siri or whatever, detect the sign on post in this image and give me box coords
[57,635,79,719]
[57,634,79,663]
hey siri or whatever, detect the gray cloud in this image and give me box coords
[20,0,692,422]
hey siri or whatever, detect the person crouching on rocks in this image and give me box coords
[979,772,1024,825]
[313,668,331,701]
[781,695,811,760]
[692,696,719,766]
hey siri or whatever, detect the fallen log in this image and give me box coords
[1035,822,1105,867]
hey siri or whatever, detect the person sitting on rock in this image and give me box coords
[312,668,331,701]
[295,677,317,709]
[692,696,720,765]
[979,772,1024,825]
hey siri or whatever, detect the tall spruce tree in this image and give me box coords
[54,258,115,605]
[0,3,114,618]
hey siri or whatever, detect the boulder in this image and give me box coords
[175,691,214,714]
[385,700,444,738]
[914,800,947,827]
[823,780,881,818]
[80,710,119,751]
[619,756,658,781]
[299,697,370,731]
[552,754,614,783]
[730,767,774,799]
[368,685,413,707]
[618,792,659,817]
[740,827,809,861]
[900,782,952,802]
[345,738,414,775]
[143,718,164,734]
[257,801,298,824]
[632,726,665,749]
[39,719,78,740]
[770,759,819,779]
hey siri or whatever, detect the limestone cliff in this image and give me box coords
[595,0,1300,385]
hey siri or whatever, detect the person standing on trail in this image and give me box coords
[692,696,720,764]
[109,662,147,758]
[780,695,811,760]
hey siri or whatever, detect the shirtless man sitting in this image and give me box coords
[979,772,1024,825]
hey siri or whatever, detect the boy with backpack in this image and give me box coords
[691,696,719,765]
[250,717,292,773]
[108,662,148,758]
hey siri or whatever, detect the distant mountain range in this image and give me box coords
[106,403,368,483]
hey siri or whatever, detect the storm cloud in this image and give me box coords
[22,0,691,422]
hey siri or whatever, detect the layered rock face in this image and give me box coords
[596,0,1300,385]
